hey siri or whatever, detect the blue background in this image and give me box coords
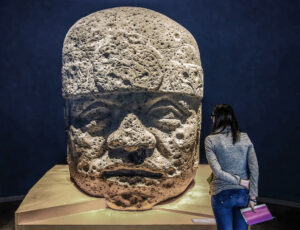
[0,0,299,202]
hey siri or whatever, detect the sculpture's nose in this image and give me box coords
[107,113,156,152]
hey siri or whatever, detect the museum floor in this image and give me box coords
[1,201,300,230]
[1,200,300,230]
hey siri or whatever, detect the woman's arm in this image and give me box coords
[205,137,241,185]
[247,143,259,197]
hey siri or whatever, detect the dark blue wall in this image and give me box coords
[0,0,299,203]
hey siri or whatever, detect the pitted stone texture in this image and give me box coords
[62,7,203,98]
[63,7,204,211]
[107,113,156,152]
[66,93,202,210]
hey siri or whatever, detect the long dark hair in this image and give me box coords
[211,104,241,144]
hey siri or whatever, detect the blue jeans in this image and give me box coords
[211,189,249,230]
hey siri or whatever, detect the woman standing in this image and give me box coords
[205,104,259,230]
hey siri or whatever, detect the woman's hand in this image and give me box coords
[248,196,257,212]
[240,179,250,189]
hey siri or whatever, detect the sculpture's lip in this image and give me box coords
[101,169,163,179]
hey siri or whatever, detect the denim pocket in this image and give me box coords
[214,190,249,208]
[232,192,249,207]
[215,192,231,208]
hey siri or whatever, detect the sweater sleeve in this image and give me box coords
[205,137,241,185]
[247,142,259,197]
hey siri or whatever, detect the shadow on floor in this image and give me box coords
[250,203,300,230]
[0,201,21,230]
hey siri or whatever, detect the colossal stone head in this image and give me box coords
[62,7,203,210]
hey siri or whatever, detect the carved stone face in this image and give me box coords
[62,7,203,210]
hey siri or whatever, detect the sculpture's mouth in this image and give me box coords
[101,169,163,178]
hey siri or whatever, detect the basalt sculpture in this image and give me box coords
[62,7,204,210]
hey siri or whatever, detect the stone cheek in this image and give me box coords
[149,111,199,173]
[62,7,203,98]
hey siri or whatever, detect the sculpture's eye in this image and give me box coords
[75,103,112,134]
[80,106,111,122]
[146,100,187,131]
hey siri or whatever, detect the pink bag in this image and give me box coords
[240,204,274,225]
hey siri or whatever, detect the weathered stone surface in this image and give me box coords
[62,7,203,98]
[62,7,203,210]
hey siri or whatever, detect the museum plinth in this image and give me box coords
[15,164,216,230]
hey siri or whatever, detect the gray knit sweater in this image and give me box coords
[205,126,259,197]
